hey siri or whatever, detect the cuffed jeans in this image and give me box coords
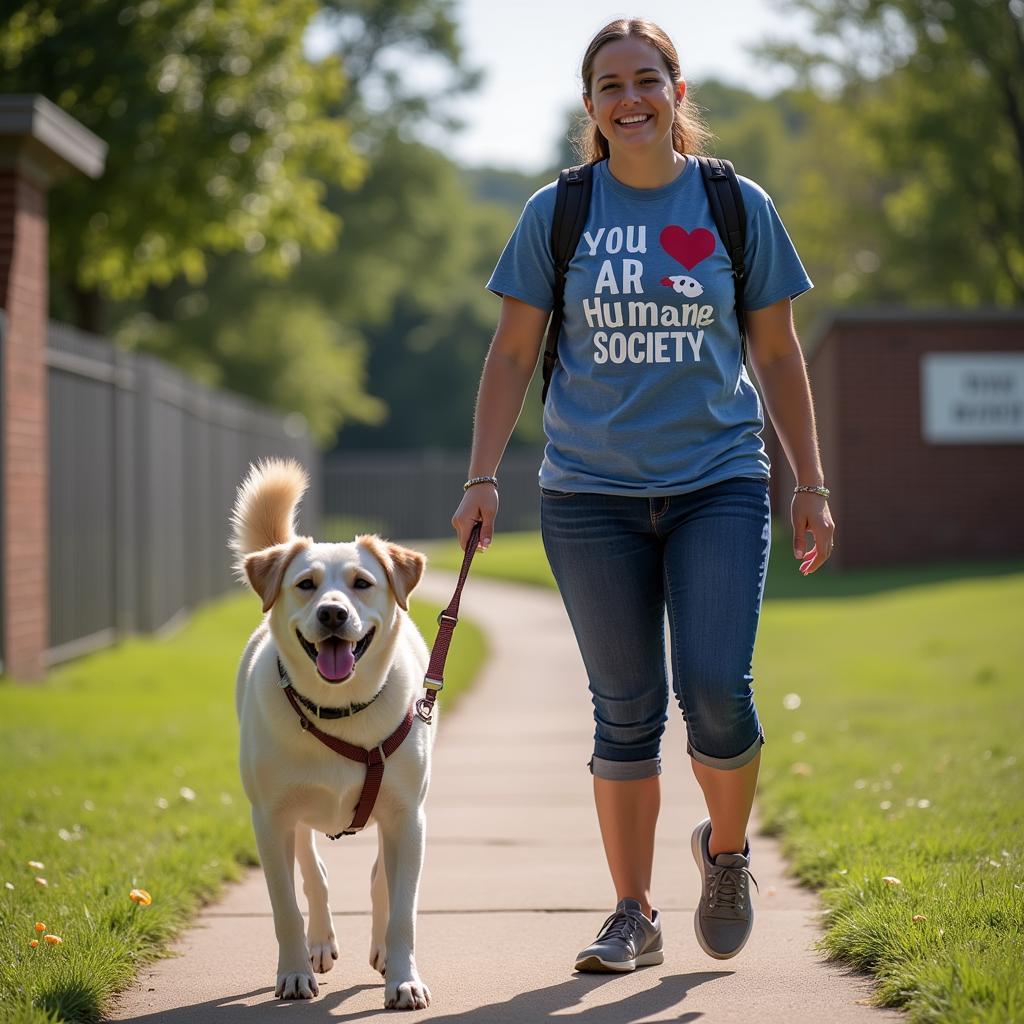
[540,477,771,779]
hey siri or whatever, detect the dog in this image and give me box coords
[229,457,433,1008]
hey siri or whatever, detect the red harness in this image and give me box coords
[280,523,481,838]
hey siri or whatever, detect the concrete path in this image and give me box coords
[110,569,900,1023]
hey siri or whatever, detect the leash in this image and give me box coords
[416,520,482,725]
[278,520,482,837]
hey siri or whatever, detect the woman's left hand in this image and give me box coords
[792,493,836,575]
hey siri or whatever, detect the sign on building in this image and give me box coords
[921,353,1024,444]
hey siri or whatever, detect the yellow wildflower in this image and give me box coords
[129,888,153,906]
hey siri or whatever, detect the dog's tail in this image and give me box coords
[229,458,310,581]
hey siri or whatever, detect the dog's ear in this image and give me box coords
[357,536,427,611]
[244,538,310,613]
[387,542,427,610]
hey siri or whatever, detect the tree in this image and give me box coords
[760,0,1024,305]
[313,0,479,137]
[1,0,363,331]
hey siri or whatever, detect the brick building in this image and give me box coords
[764,310,1024,569]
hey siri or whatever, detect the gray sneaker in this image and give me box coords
[690,817,759,959]
[574,898,664,973]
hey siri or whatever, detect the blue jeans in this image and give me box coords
[540,477,771,779]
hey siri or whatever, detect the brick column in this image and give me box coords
[0,96,105,679]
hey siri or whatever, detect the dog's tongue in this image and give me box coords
[317,638,355,681]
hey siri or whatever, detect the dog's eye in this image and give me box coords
[296,579,316,591]
[353,578,372,590]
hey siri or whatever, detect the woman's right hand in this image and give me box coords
[451,484,498,552]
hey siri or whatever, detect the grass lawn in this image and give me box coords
[0,594,484,1024]
[425,528,1024,1024]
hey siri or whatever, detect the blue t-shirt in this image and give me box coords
[487,157,812,496]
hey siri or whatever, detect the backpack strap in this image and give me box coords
[542,162,594,404]
[697,156,748,365]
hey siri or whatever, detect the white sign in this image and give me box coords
[921,353,1024,444]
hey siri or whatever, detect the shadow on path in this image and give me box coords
[116,970,731,1023]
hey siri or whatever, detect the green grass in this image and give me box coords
[0,594,484,1024]
[422,530,557,589]
[320,514,390,541]
[756,572,1023,1023]
[425,527,1024,1024]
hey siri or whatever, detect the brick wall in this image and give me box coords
[762,313,1024,569]
[0,168,48,678]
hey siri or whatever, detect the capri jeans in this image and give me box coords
[540,477,771,780]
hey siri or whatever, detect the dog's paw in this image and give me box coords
[385,977,430,1010]
[276,970,319,1000]
[369,942,387,976]
[309,934,339,974]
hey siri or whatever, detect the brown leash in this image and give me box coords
[279,520,482,838]
[416,520,482,725]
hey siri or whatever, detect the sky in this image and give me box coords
[307,1,816,174]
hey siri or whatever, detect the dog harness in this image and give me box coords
[279,657,415,838]
[278,521,481,840]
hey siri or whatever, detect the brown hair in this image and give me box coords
[574,18,712,163]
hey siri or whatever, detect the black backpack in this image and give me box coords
[541,156,747,404]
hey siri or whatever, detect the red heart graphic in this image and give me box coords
[660,226,716,271]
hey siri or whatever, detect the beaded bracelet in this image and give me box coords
[794,484,830,499]
[463,475,498,492]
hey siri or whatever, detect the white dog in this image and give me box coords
[229,457,433,1009]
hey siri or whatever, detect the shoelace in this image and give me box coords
[598,909,644,948]
[708,864,759,911]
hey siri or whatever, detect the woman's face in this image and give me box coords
[584,37,684,157]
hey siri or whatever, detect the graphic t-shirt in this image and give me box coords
[487,157,813,496]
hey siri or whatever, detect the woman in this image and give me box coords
[451,17,834,973]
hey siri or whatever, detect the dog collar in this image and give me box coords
[276,658,384,719]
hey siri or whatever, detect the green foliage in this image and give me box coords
[0,591,484,1024]
[116,292,385,445]
[315,0,477,135]
[314,135,542,449]
[157,133,542,451]
[1,0,363,302]
[758,0,1024,305]
[1,0,490,448]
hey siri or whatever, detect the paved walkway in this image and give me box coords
[111,569,900,1023]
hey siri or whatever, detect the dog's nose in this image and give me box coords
[317,604,349,629]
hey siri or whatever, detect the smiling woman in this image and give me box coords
[577,23,711,183]
[450,14,833,979]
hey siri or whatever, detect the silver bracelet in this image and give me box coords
[794,484,830,499]
[463,475,498,492]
